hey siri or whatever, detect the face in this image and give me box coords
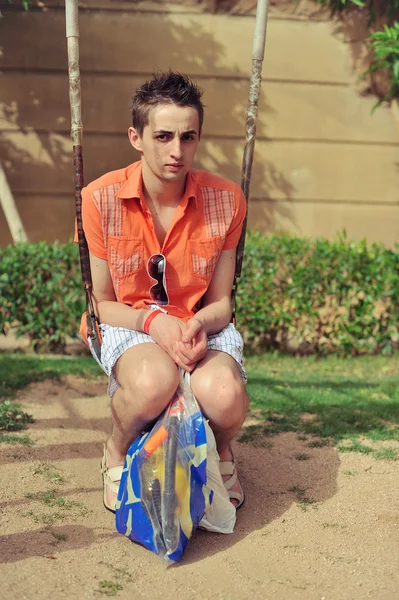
[128,103,200,183]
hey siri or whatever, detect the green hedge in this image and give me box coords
[237,232,399,355]
[0,242,84,352]
[1,233,398,355]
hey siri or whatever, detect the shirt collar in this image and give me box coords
[116,161,198,208]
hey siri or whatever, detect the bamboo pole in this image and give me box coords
[65,0,92,289]
[0,160,28,243]
[234,0,270,281]
[65,0,83,149]
[65,0,101,358]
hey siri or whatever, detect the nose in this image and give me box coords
[170,137,183,160]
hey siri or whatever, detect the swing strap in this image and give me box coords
[74,145,102,360]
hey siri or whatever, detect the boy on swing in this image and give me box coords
[79,71,249,513]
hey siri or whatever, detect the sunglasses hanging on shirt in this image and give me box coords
[147,253,169,307]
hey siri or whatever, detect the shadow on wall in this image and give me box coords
[0,4,295,244]
[324,5,394,99]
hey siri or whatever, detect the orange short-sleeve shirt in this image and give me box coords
[77,161,246,342]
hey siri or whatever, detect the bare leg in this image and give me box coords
[106,343,179,469]
[190,350,249,505]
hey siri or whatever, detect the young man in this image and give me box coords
[79,71,249,513]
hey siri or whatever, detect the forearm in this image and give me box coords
[193,296,232,335]
[97,301,149,332]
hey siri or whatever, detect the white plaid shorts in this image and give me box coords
[89,322,247,398]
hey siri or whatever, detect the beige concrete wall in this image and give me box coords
[0,0,398,246]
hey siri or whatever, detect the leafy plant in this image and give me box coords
[366,22,399,108]
[1,235,398,355]
[237,231,399,356]
[314,0,399,22]
[0,241,85,352]
[0,400,34,431]
[312,1,399,106]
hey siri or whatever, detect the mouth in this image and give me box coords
[166,163,184,168]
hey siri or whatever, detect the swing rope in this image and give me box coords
[65,0,270,354]
[66,0,102,358]
[233,0,269,319]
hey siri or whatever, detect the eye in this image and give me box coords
[182,134,195,141]
[156,134,169,141]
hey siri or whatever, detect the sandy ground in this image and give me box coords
[0,376,398,600]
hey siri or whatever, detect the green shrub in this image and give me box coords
[237,231,399,356]
[0,234,398,356]
[366,22,399,109]
[314,0,399,21]
[0,241,85,352]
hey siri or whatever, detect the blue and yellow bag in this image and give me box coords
[115,372,213,566]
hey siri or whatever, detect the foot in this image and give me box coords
[101,443,124,513]
[219,447,245,509]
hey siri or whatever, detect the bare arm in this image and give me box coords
[89,252,148,331]
[194,246,236,334]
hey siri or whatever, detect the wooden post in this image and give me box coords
[0,160,28,243]
[231,0,270,322]
[235,0,270,280]
[65,0,102,359]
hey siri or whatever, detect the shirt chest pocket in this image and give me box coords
[187,238,223,280]
[107,236,143,279]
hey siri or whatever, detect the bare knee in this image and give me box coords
[121,358,179,422]
[194,367,248,430]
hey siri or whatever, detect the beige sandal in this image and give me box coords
[219,458,245,509]
[101,445,123,513]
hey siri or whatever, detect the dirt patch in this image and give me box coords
[0,377,398,599]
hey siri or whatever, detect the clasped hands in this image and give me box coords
[148,314,208,372]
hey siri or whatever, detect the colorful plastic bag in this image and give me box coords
[115,371,235,566]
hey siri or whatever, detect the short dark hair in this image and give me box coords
[131,71,204,136]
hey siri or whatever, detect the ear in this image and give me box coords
[128,127,143,153]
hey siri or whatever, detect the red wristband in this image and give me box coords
[143,310,163,335]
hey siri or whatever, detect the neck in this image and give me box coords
[141,161,187,208]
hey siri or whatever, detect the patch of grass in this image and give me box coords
[287,486,317,511]
[25,489,84,510]
[337,440,374,455]
[306,439,331,448]
[32,463,64,485]
[98,562,133,583]
[298,497,317,512]
[0,354,103,402]
[321,522,347,529]
[342,470,357,477]
[295,453,310,461]
[0,433,34,445]
[23,511,64,527]
[96,580,123,597]
[0,401,34,431]
[244,354,399,458]
[49,532,68,546]
[373,448,399,461]
[337,439,399,461]
[23,490,90,527]
[237,425,274,448]
[288,486,306,499]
